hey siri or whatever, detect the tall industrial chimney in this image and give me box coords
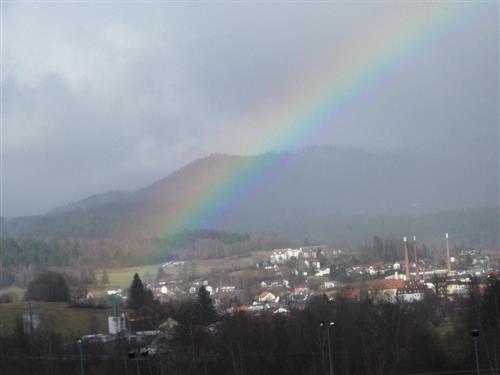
[403,236,410,281]
[413,235,419,281]
[446,233,451,273]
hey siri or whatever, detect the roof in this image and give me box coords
[257,291,275,298]
[368,279,405,290]
[341,287,361,300]
[159,318,179,330]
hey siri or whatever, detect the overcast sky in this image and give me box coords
[2,1,498,217]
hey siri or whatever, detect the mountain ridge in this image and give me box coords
[4,145,498,245]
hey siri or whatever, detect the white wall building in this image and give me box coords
[108,313,127,335]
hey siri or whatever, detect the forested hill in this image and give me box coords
[3,146,498,246]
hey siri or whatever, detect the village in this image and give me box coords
[9,232,500,375]
[141,234,497,310]
[44,233,496,347]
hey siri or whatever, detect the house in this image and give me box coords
[158,317,179,332]
[304,260,321,270]
[396,282,427,303]
[473,256,490,270]
[217,286,236,293]
[189,280,204,294]
[302,248,318,259]
[447,280,471,299]
[315,268,331,277]
[321,248,343,259]
[273,307,290,315]
[260,279,289,289]
[286,248,303,259]
[106,289,123,296]
[270,250,288,264]
[322,281,335,290]
[256,291,278,303]
[294,287,309,295]
[270,248,303,264]
[108,313,127,334]
[368,279,405,303]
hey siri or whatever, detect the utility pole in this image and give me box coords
[320,321,335,375]
[77,339,85,375]
[28,302,34,336]
[472,329,480,375]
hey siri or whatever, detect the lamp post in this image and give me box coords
[320,321,335,375]
[77,339,85,375]
[472,329,480,375]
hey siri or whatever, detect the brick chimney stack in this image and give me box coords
[413,235,419,281]
[403,236,410,281]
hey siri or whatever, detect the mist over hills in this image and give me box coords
[4,146,498,246]
[47,190,131,216]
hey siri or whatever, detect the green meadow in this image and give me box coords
[0,302,110,336]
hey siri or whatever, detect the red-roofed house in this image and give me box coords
[368,279,405,303]
[256,291,278,303]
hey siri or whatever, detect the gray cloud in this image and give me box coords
[2,2,498,216]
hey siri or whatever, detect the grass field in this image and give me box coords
[0,302,111,337]
[102,263,165,289]
[102,253,262,289]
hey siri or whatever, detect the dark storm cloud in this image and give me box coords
[2,2,498,216]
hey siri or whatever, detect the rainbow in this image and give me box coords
[139,2,474,238]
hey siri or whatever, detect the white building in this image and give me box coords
[315,268,331,277]
[397,286,426,303]
[108,313,127,335]
[269,248,303,264]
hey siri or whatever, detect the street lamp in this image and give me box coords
[472,329,480,375]
[320,321,335,375]
[77,339,85,375]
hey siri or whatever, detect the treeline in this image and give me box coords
[0,230,291,288]
[1,279,500,375]
[0,238,81,287]
[356,235,433,264]
[147,231,294,263]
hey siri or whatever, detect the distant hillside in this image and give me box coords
[4,146,498,246]
[47,190,130,215]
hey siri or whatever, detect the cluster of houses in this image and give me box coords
[19,241,498,361]
[85,239,497,317]
[135,244,498,315]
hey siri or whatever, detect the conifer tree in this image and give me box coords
[100,269,110,285]
[128,273,146,310]
[197,285,217,325]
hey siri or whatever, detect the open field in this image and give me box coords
[0,302,111,336]
[102,252,265,289]
[190,254,257,275]
[102,263,165,289]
